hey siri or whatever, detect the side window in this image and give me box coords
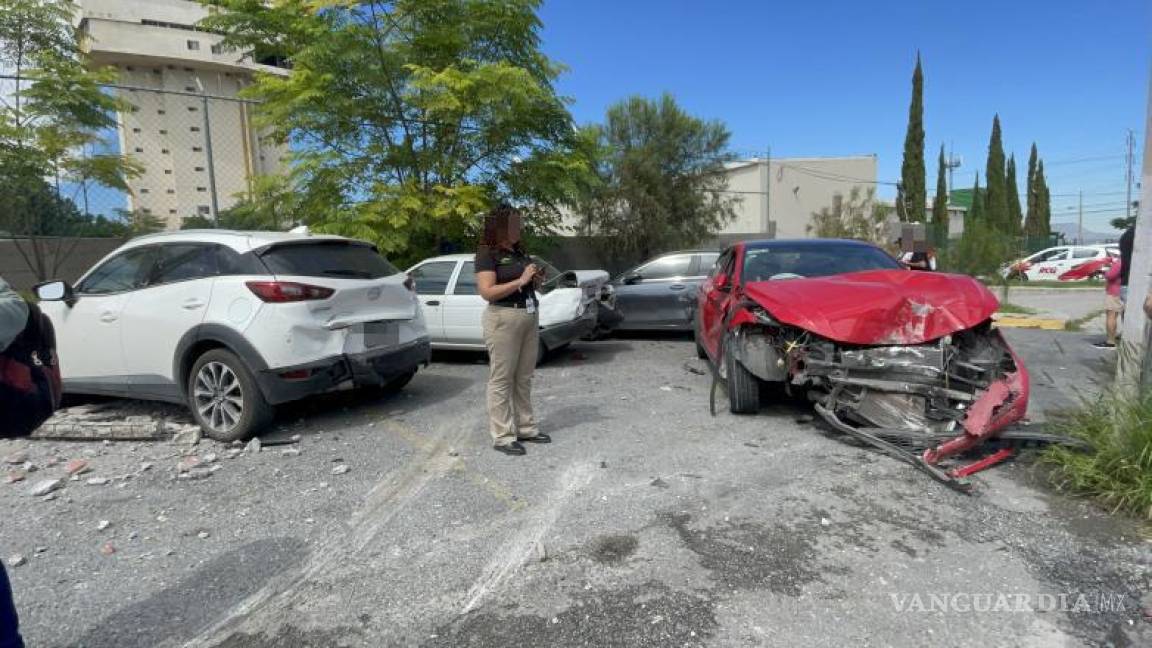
[711,249,735,278]
[409,261,456,295]
[453,262,479,295]
[696,253,720,276]
[1047,250,1070,261]
[635,254,693,281]
[152,243,221,285]
[77,247,158,295]
[1072,248,1098,259]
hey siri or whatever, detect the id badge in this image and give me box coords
[525,296,536,314]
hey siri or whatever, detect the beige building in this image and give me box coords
[77,0,288,229]
[561,155,880,239]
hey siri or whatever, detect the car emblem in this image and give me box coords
[367,287,382,300]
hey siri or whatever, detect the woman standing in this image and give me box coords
[475,204,551,455]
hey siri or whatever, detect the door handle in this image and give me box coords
[424,300,441,306]
[182,299,206,310]
[669,284,687,291]
[99,312,118,323]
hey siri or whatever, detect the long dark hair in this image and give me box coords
[479,203,524,255]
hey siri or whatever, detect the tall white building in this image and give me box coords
[77,0,289,229]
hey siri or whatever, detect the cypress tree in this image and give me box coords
[1005,154,1023,236]
[932,145,949,242]
[967,174,983,227]
[1036,159,1051,238]
[983,115,1008,232]
[898,53,926,222]
[1024,143,1039,236]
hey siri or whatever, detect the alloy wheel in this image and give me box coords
[193,361,244,433]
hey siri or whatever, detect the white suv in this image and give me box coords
[34,230,430,440]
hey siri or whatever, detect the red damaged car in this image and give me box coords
[695,239,1029,485]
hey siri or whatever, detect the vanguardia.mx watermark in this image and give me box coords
[889,592,1134,614]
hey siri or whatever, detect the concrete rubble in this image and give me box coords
[32,402,191,441]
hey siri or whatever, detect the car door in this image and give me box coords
[441,260,488,346]
[47,245,158,389]
[118,243,221,400]
[1028,248,1069,280]
[685,252,720,326]
[699,248,737,359]
[407,260,456,342]
[614,253,695,328]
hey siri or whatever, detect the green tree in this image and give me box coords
[808,186,890,243]
[1036,159,1051,237]
[1005,154,1023,237]
[0,0,141,280]
[577,94,736,263]
[182,175,304,232]
[932,145,949,243]
[1111,215,1137,231]
[897,53,926,222]
[1024,143,1041,236]
[983,114,1008,232]
[953,173,1008,276]
[200,0,585,259]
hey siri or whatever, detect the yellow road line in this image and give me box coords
[993,315,1067,330]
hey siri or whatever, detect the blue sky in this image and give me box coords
[539,0,1150,232]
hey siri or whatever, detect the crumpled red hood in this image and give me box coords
[741,269,999,345]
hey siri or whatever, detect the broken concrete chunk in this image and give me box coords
[202,453,219,464]
[171,426,201,446]
[99,542,116,556]
[97,520,111,531]
[28,478,63,497]
[176,456,201,473]
[246,437,262,454]
[86,477,109,486]
[65,459,90,476]
[331,464,350,475]
[4,451,28,465]
[280,447,301,457]
[6,555,26,568]
[5,471,27,484]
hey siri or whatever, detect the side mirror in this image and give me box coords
[714,274,731,291]
[35,280,75,305]
[623,273,642,285]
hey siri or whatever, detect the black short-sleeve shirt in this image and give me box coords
[475,246,535,307]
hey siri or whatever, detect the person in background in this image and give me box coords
[0,277,28,648]
[898,239,937,271]
[1094,258,1123,349]
[474,204,551,456]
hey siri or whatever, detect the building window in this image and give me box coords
[142,208,152,215]
[190,126,200,132]
[140,188,149,194]
[157,109,166,115]
[125,65,134,72]
[194,166,205,172]
[159,129,167,135]
[192,146,203,152]
[132,128,141,134]
[169,209,177,215]
[166,189,175,194]
[164,169,172,175]
[184,86,197,92]
[188,106,198,112]
[198,205,210,215]
[152,68,161,74]
[211,44,223,55]
[184,67,193,72]
[186,40,199,51]
[196,187,207,192]
[161,148,170,154]
[134,147,144,153]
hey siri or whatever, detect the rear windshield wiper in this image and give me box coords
[321,269,374,278]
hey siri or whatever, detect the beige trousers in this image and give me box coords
[482,305,540,445]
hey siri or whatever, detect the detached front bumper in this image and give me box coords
[257,337,432,405]
[540,309,596,350]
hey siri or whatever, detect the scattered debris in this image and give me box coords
[280,447,301,457]
[86,477,109,486]
[171,425,201,446]
[34,547,46,555]
[331,464,351,475]
[6,555,25,568]
[97,520,111,531]
[246,437,262,454]
[534,540,549,563]
[820,517,831,527]
[65,459,90,476]
[4,450,28,465]
[197,531,210,539]
[176,456,201,473]
[138,462,154,473]
[99,543,116,556]
[28,478,63,497]
[177,466,218,481]
[202,452,219,464]
[683,362,706,376]
[447,448,459,457]
[659,385,673,392]
[6,471,27,484]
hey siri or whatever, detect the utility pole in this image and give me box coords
[1077,190,1083,244]
[195,77,220,226]
[944,144,962,206]
[1117,80,1152,391]
[1126,128,1136,223]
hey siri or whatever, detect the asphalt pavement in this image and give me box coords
[1,331,1150,648]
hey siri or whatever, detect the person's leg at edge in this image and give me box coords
[0,563,25,648]
[513,309,542,440]
[483,306,520,447]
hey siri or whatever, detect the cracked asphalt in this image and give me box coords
[2,329,1150,648]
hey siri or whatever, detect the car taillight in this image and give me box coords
[246,281,334,303]
[404,275,415,292]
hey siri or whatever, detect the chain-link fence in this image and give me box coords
[2,74,284,233]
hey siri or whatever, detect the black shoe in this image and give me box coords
[518,433,551,444]
[1092,341,1117,349]
[494,441,526,456]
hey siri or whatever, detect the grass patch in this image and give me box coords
[1042,386,1152,520]
[1064,308,1106,332]
[997,303,1038,315]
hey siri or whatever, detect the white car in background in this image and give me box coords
[1000,245,1117,281]
[35,230,430,440]
[406,254,615,359]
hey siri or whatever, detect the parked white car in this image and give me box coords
[1000,245,1117,281]
[34,230,430,440]
[406,254,615,358]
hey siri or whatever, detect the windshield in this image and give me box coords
[260,241,400,279]
[742,243,903,282]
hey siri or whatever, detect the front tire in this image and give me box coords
[187,349,273,442]
[723,336,761,414]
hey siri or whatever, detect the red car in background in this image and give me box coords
[694,239,1029,471]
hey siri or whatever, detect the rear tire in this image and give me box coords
[723,336,761,414]
[187,349,273,442]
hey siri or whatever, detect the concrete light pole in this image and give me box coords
[1117,73,1152,391]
